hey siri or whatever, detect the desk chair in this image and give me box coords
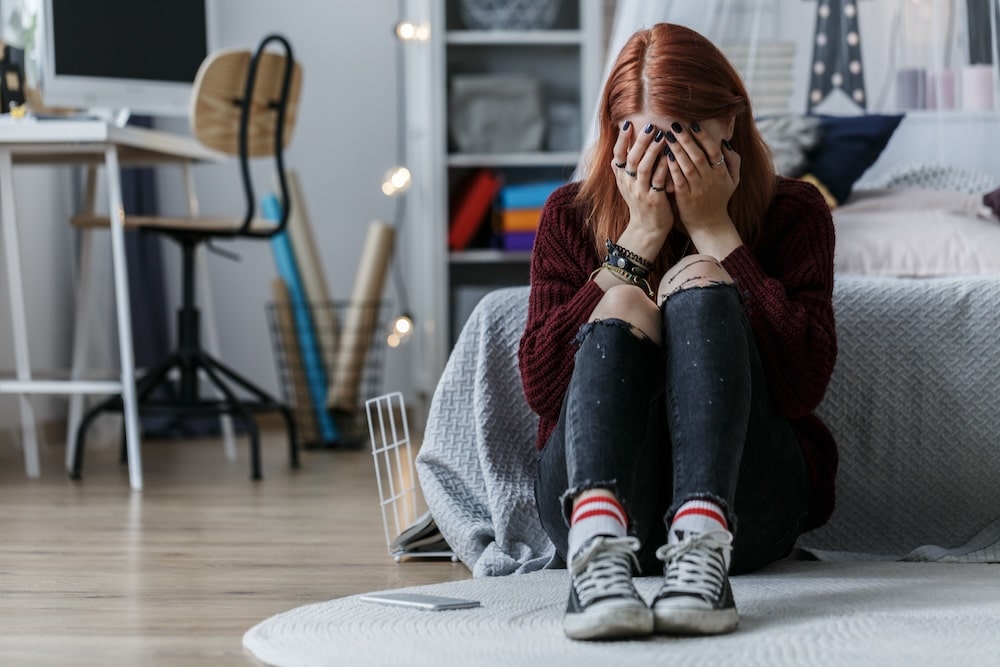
[70,33,303,480]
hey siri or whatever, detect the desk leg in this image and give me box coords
[0,149,40,478]
[65,228,96,472]
[105,148,142,491]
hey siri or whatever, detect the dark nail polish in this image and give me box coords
[671,122,683,133]
[622,120,631,131]
[653,129,664,142]
[667,150,676,162]
[643,123,654,134]
[665,131,676,144]
[690,122,701,133]
[723,139,733,151]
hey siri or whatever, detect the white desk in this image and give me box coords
[0,118,220,491]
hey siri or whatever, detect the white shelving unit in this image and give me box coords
[400,0,605,397]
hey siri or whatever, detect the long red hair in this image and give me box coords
[577,23,776,275]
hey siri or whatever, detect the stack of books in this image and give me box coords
[496,180,564,251]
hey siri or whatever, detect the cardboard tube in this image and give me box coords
[326,221,395,412]
[270,279,319,444]
[284,171,339,379]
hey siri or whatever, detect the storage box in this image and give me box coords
[449,74,545,154]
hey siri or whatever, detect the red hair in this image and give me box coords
[577,23,776,276]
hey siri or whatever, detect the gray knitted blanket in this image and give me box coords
[416,279,1000,575]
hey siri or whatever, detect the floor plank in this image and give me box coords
[0,428,470,666]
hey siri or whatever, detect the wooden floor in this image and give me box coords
[0,428,471,666]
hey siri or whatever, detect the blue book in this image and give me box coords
[497,180,565,210]
[262,193,340,443]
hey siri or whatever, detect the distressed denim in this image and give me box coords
[535,284,810,575]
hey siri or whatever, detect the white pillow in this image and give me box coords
[833,188,1000,276]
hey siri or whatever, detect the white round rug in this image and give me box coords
[244,562,1000,667]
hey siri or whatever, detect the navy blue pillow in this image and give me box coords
[805,114,904,204]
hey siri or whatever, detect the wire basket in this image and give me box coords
[266,300,389,447]
[459,0,562,30]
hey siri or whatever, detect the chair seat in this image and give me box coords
[71,213,277,234]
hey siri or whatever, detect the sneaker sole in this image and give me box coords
[564,600,654,640]
[652,606,739,635]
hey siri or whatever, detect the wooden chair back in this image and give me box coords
[189,34,302,236]
[190,46,303,156]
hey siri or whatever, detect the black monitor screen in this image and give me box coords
[51,0,207,83]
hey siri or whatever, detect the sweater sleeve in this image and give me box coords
[721,179,837,419]
[518,185,604,425]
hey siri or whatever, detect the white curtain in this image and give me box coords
[587,0,1000,183]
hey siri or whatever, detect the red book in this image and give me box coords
[448,169,501,251]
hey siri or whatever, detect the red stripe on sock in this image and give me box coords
[673,506,727,529]
[571,496,627,526]
[572,508,627,528]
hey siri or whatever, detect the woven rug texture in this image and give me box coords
[244,561,1000,667]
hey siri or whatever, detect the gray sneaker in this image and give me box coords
[651,529,739,635]
[563,535,653,640]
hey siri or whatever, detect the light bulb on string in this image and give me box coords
[381,166,411,197]
[395,21,430,42]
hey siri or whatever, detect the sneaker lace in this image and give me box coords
[654,530,732,600]
[571,536,641,607]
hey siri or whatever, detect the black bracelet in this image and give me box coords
[605,238,652,277]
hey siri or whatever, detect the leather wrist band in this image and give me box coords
[601,262,655,300]
[605,238,653,277]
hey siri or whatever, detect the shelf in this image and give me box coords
[446,30,585,46]
[450,249,532,264]
[447,151,580,168]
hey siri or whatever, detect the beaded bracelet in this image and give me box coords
[601,262,655,300]
[605,238,653,278]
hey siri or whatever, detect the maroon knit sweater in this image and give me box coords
[517,178,839,530]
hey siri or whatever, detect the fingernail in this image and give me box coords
[622,120,631,131]
[671,122,683,133]
[723,139,733,151]
[665,131,676,144]
[653,129,664,142]
[667,150,676,162]
[643,123,654,134]
[690,122,701,133]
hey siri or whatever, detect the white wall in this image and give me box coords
[0,1,416,436]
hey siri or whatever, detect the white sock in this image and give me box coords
[567,495,628,561]
[668,500,728,544]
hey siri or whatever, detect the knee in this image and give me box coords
[658,254,734,303]
[590,284,661,342]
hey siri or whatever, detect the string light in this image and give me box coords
[386,312,414,348]
[395,21,430,42]
[381,166,412,196]
[384,6,426,348]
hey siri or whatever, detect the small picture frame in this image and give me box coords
[0,43,26,112]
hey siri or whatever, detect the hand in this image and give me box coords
[612,121,674,244]
[664,122,740,236]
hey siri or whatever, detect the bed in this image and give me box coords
[415,113,1000,576]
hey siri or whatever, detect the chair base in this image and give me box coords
[71,347,300,481]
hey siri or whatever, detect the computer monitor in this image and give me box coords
[39,0,210,118]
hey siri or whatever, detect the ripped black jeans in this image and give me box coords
[535,284,811,575]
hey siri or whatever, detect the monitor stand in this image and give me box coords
[87,107,132,127]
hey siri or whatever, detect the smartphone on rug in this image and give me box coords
[359,592,481,611]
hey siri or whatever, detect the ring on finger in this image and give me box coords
[710,156,725,168]
[650,184,665,192]
[614,161,627,169]
[624,168,638,178]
